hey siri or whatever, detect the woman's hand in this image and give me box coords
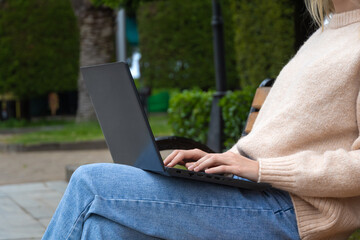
[163,148,207,169]
[164,149,259,182]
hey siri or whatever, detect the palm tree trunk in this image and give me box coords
[70,0,115,122]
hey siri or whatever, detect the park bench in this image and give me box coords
[155,78,360,239]
[155,78,275,153]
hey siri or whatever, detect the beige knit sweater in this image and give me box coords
[231,9,360,240]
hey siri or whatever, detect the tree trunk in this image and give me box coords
[70,0,115,122]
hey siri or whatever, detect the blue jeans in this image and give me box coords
[42,163,300,240]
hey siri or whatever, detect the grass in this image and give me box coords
[0,118,72,129]
[1,113,173,145]
[4,121,103,145]
[147,113,172,136]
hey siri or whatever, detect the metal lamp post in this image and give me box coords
[116,8,126,62]
[207,0,227,152]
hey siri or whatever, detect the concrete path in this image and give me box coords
[0,148,172,239]
[0,149,112,239]
[0,181,67,240]
[0,150,112,185]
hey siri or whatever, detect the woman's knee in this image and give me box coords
[69,163,139,186]
[68,163,147,198]
[69,163,112,185]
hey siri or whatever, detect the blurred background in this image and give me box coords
[0,0,317,198]
[1,1,360,239]
[0,0,316,152]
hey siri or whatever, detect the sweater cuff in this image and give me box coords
[258,156,297,191]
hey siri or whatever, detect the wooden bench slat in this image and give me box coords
[244,111,258,134]
[251,87,271,109]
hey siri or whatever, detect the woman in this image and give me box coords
[43,0,360,239]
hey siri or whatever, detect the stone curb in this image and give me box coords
[0,140,107,153]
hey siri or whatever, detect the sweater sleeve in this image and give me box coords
[258,148,360,198]
[257,87,360,198]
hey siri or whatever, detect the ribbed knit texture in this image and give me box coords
[232,9,360,240]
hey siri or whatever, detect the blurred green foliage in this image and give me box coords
[168,90,213,143]
[219,86,256,148]
[0,0,79,99]
[91,0,295,90]
[168,87,254,149]
[229,0,295,88]
[92,0,238,90]
[137,0,238,90]
[91,0,142,14]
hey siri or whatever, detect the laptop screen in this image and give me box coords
[81,62,165,173]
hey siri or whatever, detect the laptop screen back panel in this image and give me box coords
[81,62,165,174]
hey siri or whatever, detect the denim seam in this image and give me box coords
[66,199,94,240]
[96,196,274,212]
[274,207,294,215]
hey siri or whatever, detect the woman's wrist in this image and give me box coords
[239,157,259,182]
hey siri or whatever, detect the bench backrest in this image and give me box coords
[242,78,275,136]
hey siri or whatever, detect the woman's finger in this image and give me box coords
[166,151,186,167]
[163,150,180,165]
[185,162,196,168]
[164,149,190,165]
[188,154,220,171]
[166,149,207,167]
[193,156,223,172]
[205,165,233,175]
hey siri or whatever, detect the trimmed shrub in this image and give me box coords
[93,0,295,90]
[219,86,256,148]
[168,90,213,144]
[137,0,238,90]
[0,0,79,99]
[229,0,295,88]
[168,88,255,149]
[91,0,140,14]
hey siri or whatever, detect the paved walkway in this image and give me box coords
[0,149,171,239]
[0,149,112,240]
[0,181,67,240]
[0,150,112,185]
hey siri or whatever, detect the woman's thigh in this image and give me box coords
[68,163,299,240]
[81,214,162,240]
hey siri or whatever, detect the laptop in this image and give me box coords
[81,62,270,190]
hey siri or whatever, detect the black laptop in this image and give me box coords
[81,62,270,190]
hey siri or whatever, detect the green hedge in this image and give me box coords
[229,0,294,88]
[137,0,238,90]
[93,0,296,90]
[0,0,79,99]
[168,87,255,149]
[91,0,140,14]
[168,90,213,144]
[220,86,256,148]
